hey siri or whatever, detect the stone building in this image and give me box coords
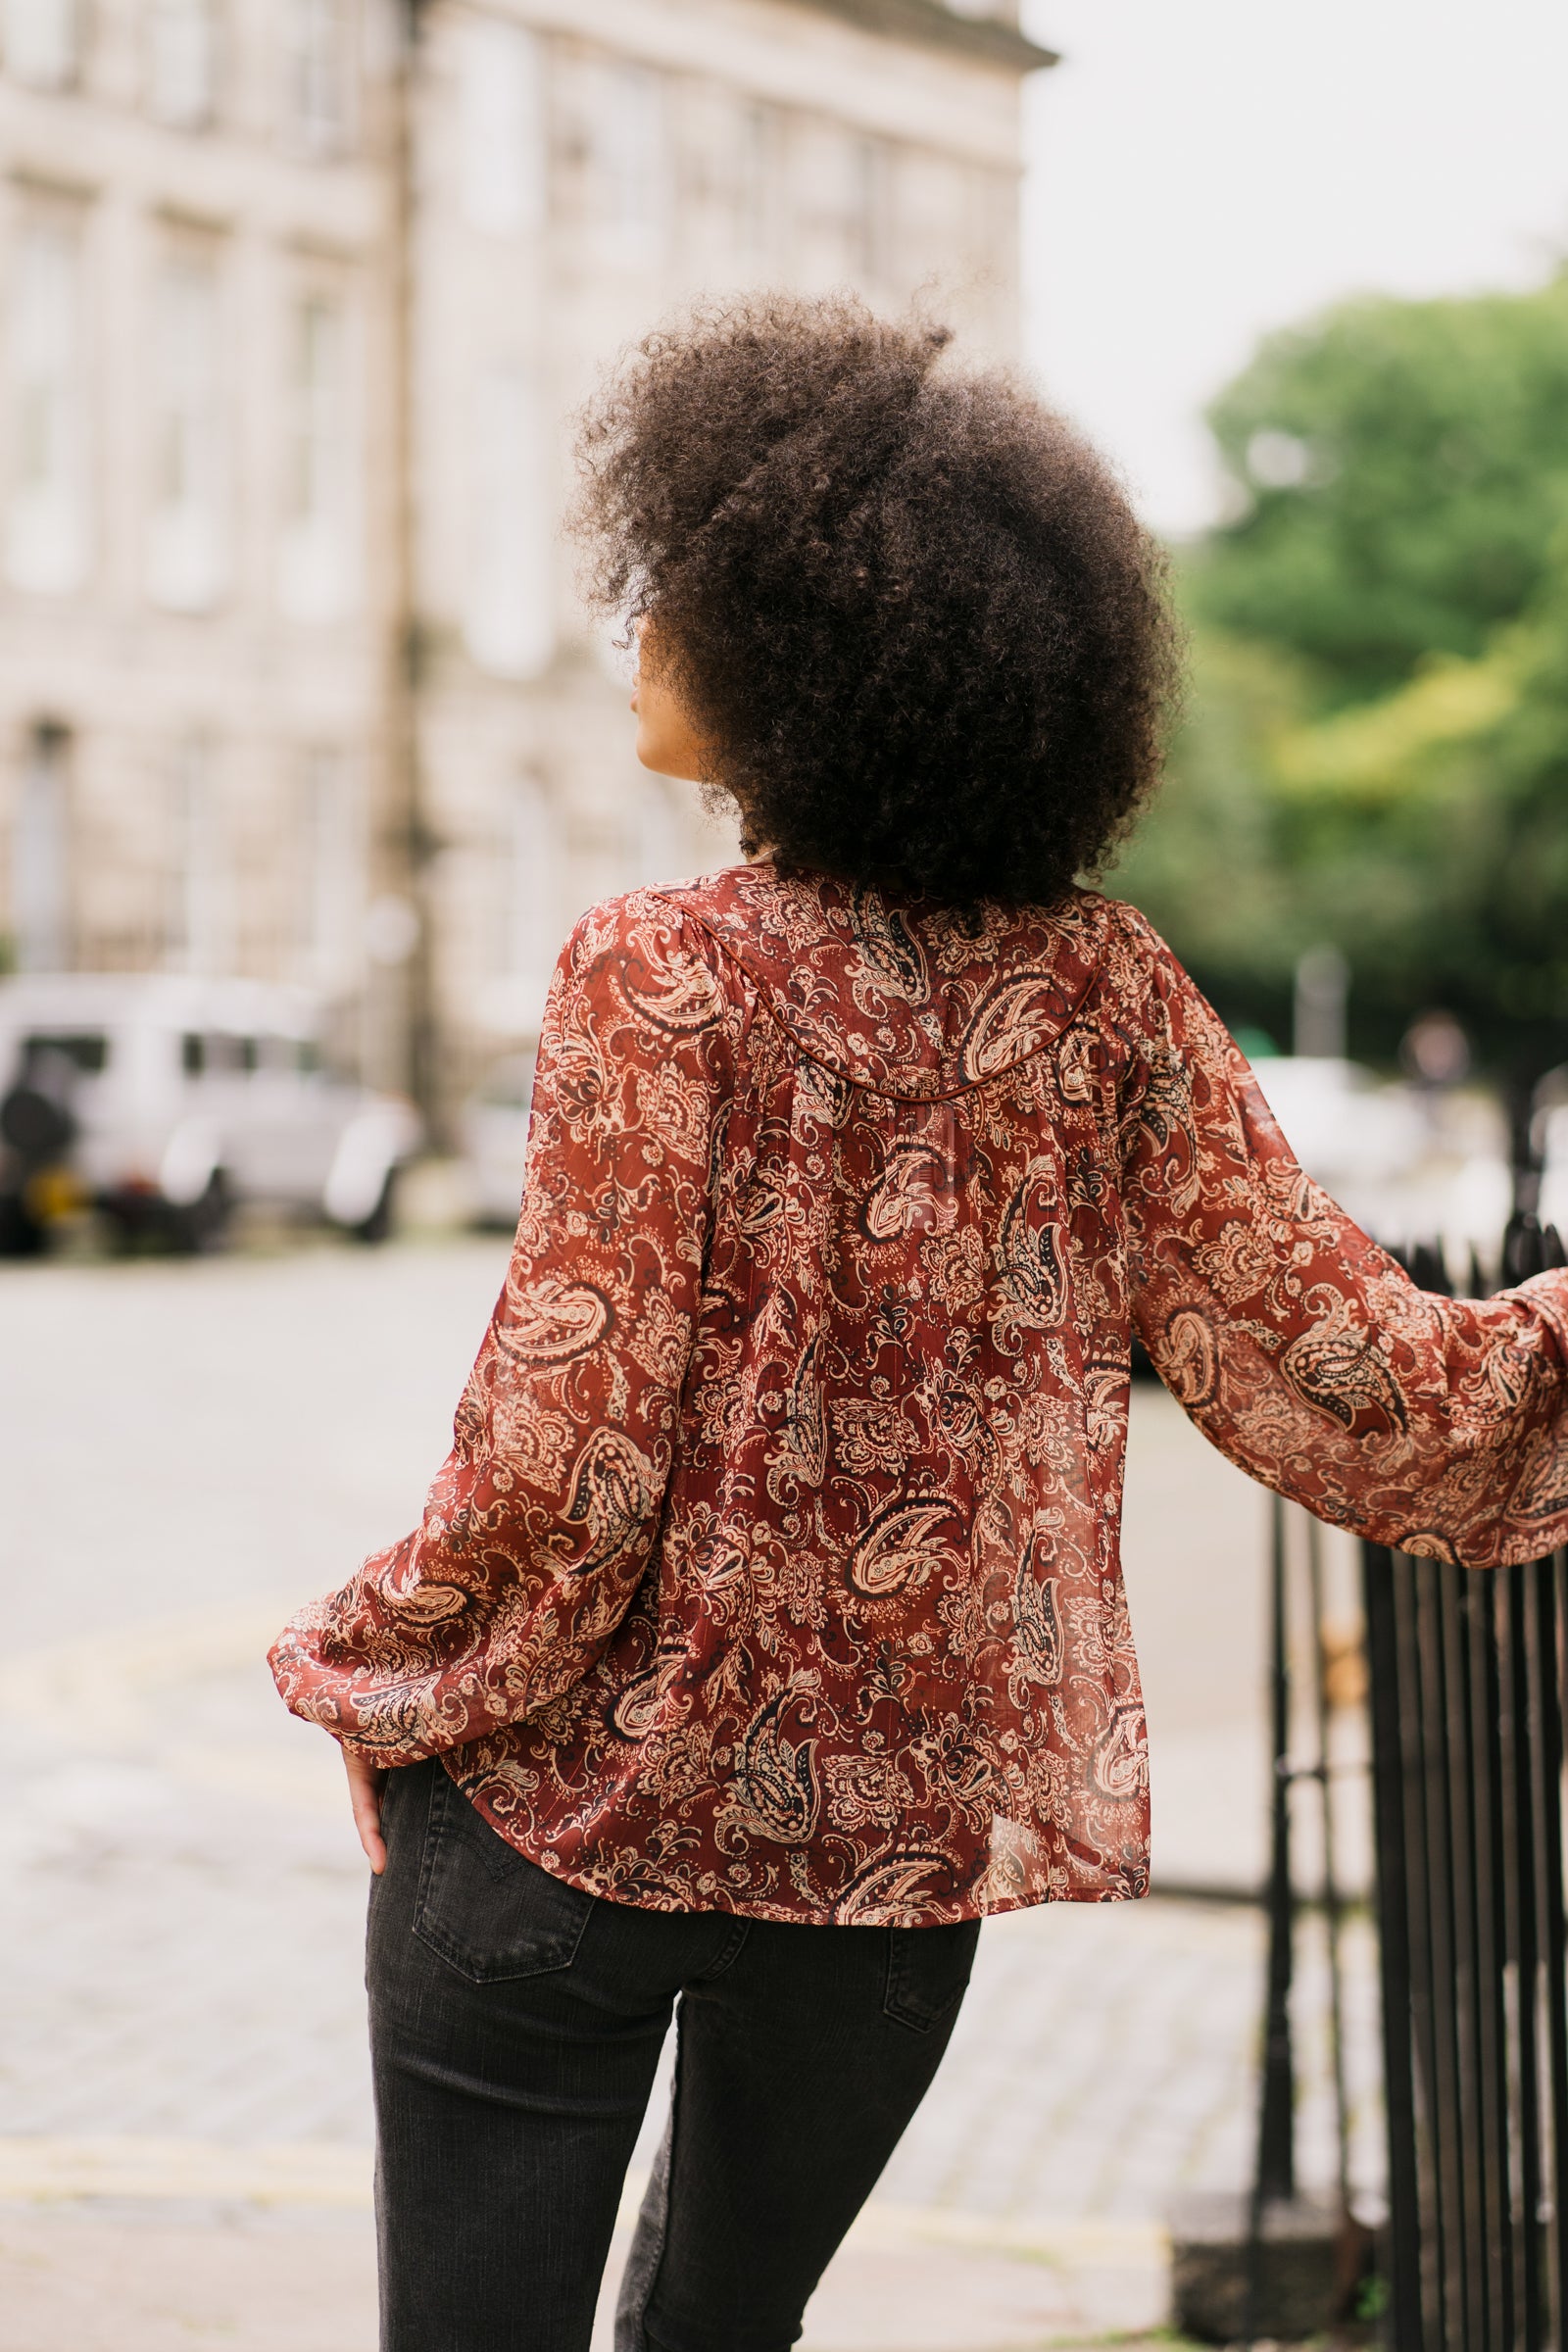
[0,0,404,1078]
[0,0,1053,1122]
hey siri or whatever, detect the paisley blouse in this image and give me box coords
[270,863,1568,1926]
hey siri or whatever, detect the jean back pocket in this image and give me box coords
[883,1917,981,2032]
[412,1768,595,1984]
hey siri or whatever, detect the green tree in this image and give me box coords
[1110,624,1306,1047]
[1192,274,1568,706]
[1272,564,1568,1139]
[1113,272,1568,1161]
[1119,581,1568,1137]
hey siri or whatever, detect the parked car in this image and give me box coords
[1250,1054,1511,1278]
[0,973,420,1254]
[1250,1055,1426,1194]
[1534,1076,1568,1244]
[461,1052,537,1228]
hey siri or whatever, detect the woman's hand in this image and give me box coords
[342,1744,390,1875]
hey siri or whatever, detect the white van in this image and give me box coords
[0,973,420,1252]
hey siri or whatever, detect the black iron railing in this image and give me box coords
[1363,1222,1568,2348]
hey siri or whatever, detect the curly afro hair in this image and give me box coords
[573,294,1180,908]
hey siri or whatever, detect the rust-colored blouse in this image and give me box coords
[270,864,1568,1925]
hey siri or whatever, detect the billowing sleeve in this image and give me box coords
[1114,909,1568,1569]
[269,893,738,1764]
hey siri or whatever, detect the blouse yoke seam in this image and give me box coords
[650,885,1110,1105]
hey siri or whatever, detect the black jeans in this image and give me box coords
[368,1759,980,2352]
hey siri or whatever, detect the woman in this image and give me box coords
[270,297,1568,2352]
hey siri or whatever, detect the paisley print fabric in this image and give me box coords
[270,862,1568,1926]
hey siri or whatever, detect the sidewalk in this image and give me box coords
[0,1649,1374,2349]
[0,1243,1383,2348]
[0,2204,1176,2352]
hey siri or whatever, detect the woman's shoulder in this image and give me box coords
[557,874,749,967]
[1091,896,1198,1014]
[546,880,759,1044]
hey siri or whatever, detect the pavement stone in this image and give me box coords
[0,1240,1386,2348]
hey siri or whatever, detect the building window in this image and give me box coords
[851,136,895,285]
[736,102,782,263]
[465,363,553,679]
[6,218,89,596]
[167,735,229,973]
[147,252,226,612]
[461,18,545,236]
[298,744,358,982]
[148,0,219,129]
[475,767,563,1038]
[502,769,558,981]
[11,720,70,971]
[2,0,80,89]
[284,0,351,157]
[586,60,668,253]
[278,290,357,623]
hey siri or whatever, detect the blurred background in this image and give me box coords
[1,4,1566,2348]
[0,0,1033,1239]
[1,0,1565,1262]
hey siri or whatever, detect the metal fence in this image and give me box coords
[1363,1223,1568,2349]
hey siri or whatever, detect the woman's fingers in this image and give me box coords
[342,1745,390,1875]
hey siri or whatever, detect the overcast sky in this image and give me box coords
[1018,0,1568,536]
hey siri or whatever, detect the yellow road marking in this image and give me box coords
[0,2137,371,2208]
[0,2137,1168,2272]
[845,2203,1168,2268]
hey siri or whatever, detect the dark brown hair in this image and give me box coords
[574,294,1180,907]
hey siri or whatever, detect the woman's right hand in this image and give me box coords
[341,1743,390,1875]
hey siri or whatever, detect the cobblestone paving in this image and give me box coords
[0,1679,1380,2188]
[0,1242,1385,2347]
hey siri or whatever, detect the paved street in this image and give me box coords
[0,1236,1383,2349]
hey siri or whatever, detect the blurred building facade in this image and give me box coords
[0,0,1051,1120]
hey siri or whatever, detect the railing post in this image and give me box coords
[1365,1543,1424,2346]
[1256,1490,1297,2208]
